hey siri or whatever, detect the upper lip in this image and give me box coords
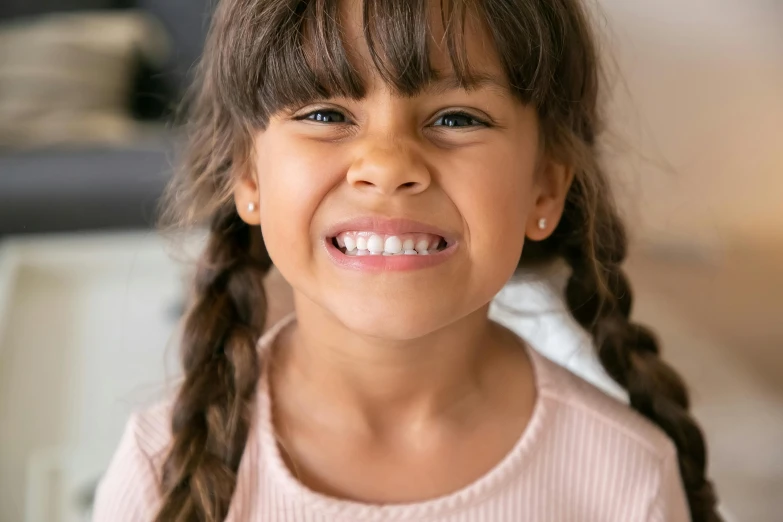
[323,216,456,242]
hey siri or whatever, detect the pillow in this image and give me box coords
[490,261,628,401]
[0,11,169,149]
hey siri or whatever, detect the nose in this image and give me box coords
[346,139,431,196]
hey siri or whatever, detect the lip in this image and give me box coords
[324,217,457,243]
[322,216,459,272]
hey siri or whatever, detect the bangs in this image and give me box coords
[216,0,564,127]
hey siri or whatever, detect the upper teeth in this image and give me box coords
[384,236,402,254]
[336,232,443,256]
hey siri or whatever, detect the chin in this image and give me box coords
[331,297,458,341]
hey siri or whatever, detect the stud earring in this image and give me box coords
[538,218,547,230]
[247,202,256,212]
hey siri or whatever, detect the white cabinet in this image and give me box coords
[0,233,191,522]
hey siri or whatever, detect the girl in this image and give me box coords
[94,0,721,520]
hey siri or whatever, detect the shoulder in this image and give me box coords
[532,349,677,460]
[92,402,173,521]
[532,348,675,452]
[526,351,690,520]
[127,401,175,467]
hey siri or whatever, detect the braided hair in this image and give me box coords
[155,209,271,521]
[515,2,720,518]
[153,4,274,517]
[521,160,720,521]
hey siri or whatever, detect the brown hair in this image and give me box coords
[157,0,720,520]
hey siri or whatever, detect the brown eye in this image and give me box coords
[433,112,486,128]
[302,110,347,123]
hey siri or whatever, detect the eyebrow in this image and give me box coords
[426,72,510,97]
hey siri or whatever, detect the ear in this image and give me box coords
[525,158,574,240]
[233,170,261,226]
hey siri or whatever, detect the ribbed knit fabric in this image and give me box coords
[93,316,690,521]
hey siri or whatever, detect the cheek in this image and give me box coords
[455,144,535,254]
[447,143,536,288]
[254,135,342,276]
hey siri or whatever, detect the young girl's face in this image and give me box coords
[241,3,568,340]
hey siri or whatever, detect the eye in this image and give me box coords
[299,109,348,124]
[432,111,487,128]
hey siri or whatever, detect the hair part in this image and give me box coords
[157,0,720,520]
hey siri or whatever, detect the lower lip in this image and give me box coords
[324,240,458,272]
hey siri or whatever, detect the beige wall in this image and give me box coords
[596,0,783,251]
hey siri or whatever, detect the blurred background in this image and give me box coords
[0,1,780,521]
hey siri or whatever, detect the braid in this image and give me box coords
[513,3,721,516]
[524,171,721,521]
[155,208,272,522]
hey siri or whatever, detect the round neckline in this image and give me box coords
[253,315,552,521]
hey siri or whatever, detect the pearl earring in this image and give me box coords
[538,218,547,230]
[247,202,256,212]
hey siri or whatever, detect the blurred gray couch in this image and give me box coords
[0,0,211,235]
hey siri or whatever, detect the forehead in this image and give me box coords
[332,0,509,95]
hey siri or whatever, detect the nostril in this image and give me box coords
[401,182,417,189]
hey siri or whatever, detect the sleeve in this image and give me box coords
[92,414,162,522]
[648,449,691,522]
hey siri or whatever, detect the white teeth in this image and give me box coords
[337,232,445,257]
[367,235,384,254]
[384,236,403,254]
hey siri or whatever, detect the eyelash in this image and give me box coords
[296,109,348,124]
[432,112,489,129]
[294,108,490,129]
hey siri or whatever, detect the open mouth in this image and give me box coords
[331,231,449,256]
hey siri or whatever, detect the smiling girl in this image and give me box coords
[93,0,720,521]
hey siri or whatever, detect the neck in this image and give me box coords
[271,294,508,434]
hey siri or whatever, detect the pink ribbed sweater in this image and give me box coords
[93,317,690,521]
